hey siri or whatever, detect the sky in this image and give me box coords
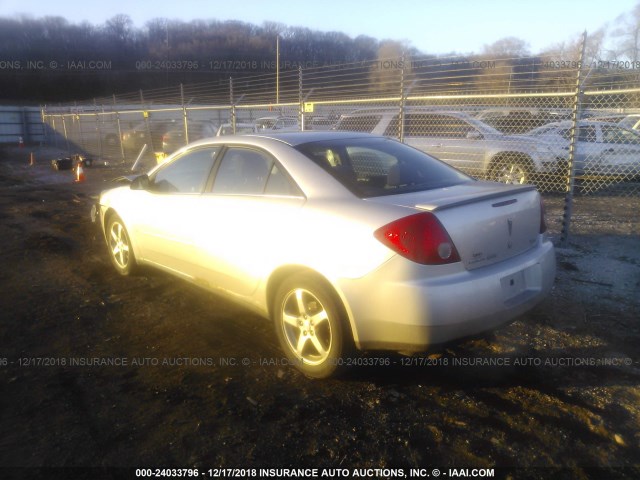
[0,0,637,55]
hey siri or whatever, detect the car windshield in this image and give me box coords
[295,137,472,198]
[619,116,640,130]
[256,119,277,129]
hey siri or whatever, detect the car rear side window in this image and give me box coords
[296,137,471,197]
[211,147,301,196]
[601,126,640,145]
[151,147,218,193]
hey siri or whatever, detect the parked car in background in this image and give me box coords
[587,113,640,131]
[121,121,175,155]
[92,131,555,378]
[304,115,336,131]
[617,114,640,131]
[216,122,258,136]
[475,108,571,134]
[254,116,300,132]
[526,120,640,176]
[335,108,561,184]
[162,121,218,154]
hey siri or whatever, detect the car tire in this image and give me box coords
[490,155,531,185]
[105,214,137,276]
[274,273,352,379]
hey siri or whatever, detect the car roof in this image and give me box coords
[245,131,377,145]
[255,115,298,120]
[172,130,390,157]
[545,120,627,128]
[339,108,474,116]
[185,131,379,149]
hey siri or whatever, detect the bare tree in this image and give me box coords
[369,40,412,94]
[537,30,608,90]
[482,37,530,58]
[104,14,134,44]
[474,37,531,93]
[611,3,640,61]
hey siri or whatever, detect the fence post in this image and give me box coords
[94,98,103,159]
[560,31,587,247]
[181,84,189,146]
[399,53,406,143]
[61,114,70,153]
[298,66,304,131]
[113,94,125,162]
[21,107,29,144]
[41,106,49,146]
[74,101,86,152]
[230,77,236,134]
[51,115,58,148]
[141,89,153,153]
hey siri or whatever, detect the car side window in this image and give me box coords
[601,126,640,145]
[150,147,218,193]
[577,126,597,143]
[387,114,476,138]
[211,147,300,196]
[264,163,302,196]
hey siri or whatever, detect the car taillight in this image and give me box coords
[374,212,461,265]
[539,197,547,234]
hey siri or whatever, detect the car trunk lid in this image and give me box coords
[368,182,542,270]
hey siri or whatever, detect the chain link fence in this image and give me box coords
[42,45,640,242]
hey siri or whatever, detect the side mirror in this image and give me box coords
[130,174,150,191]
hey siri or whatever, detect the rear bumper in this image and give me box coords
[339,238,556,352]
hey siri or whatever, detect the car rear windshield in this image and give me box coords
[295,137,472,197]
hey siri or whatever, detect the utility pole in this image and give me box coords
[276,35,280,105]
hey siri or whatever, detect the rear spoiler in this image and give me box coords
[416,182,537,212]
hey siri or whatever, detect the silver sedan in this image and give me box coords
[93,132,556,378]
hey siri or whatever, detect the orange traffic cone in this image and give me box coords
[74,159,86,183]
[29,152,35,166]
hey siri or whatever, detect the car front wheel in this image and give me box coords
[106,214,137,276]
[274,274,352,378]
[491,156,531,185]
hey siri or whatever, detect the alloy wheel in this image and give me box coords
[280,288,333,366]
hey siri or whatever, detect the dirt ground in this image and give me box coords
[0,145,639,480]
